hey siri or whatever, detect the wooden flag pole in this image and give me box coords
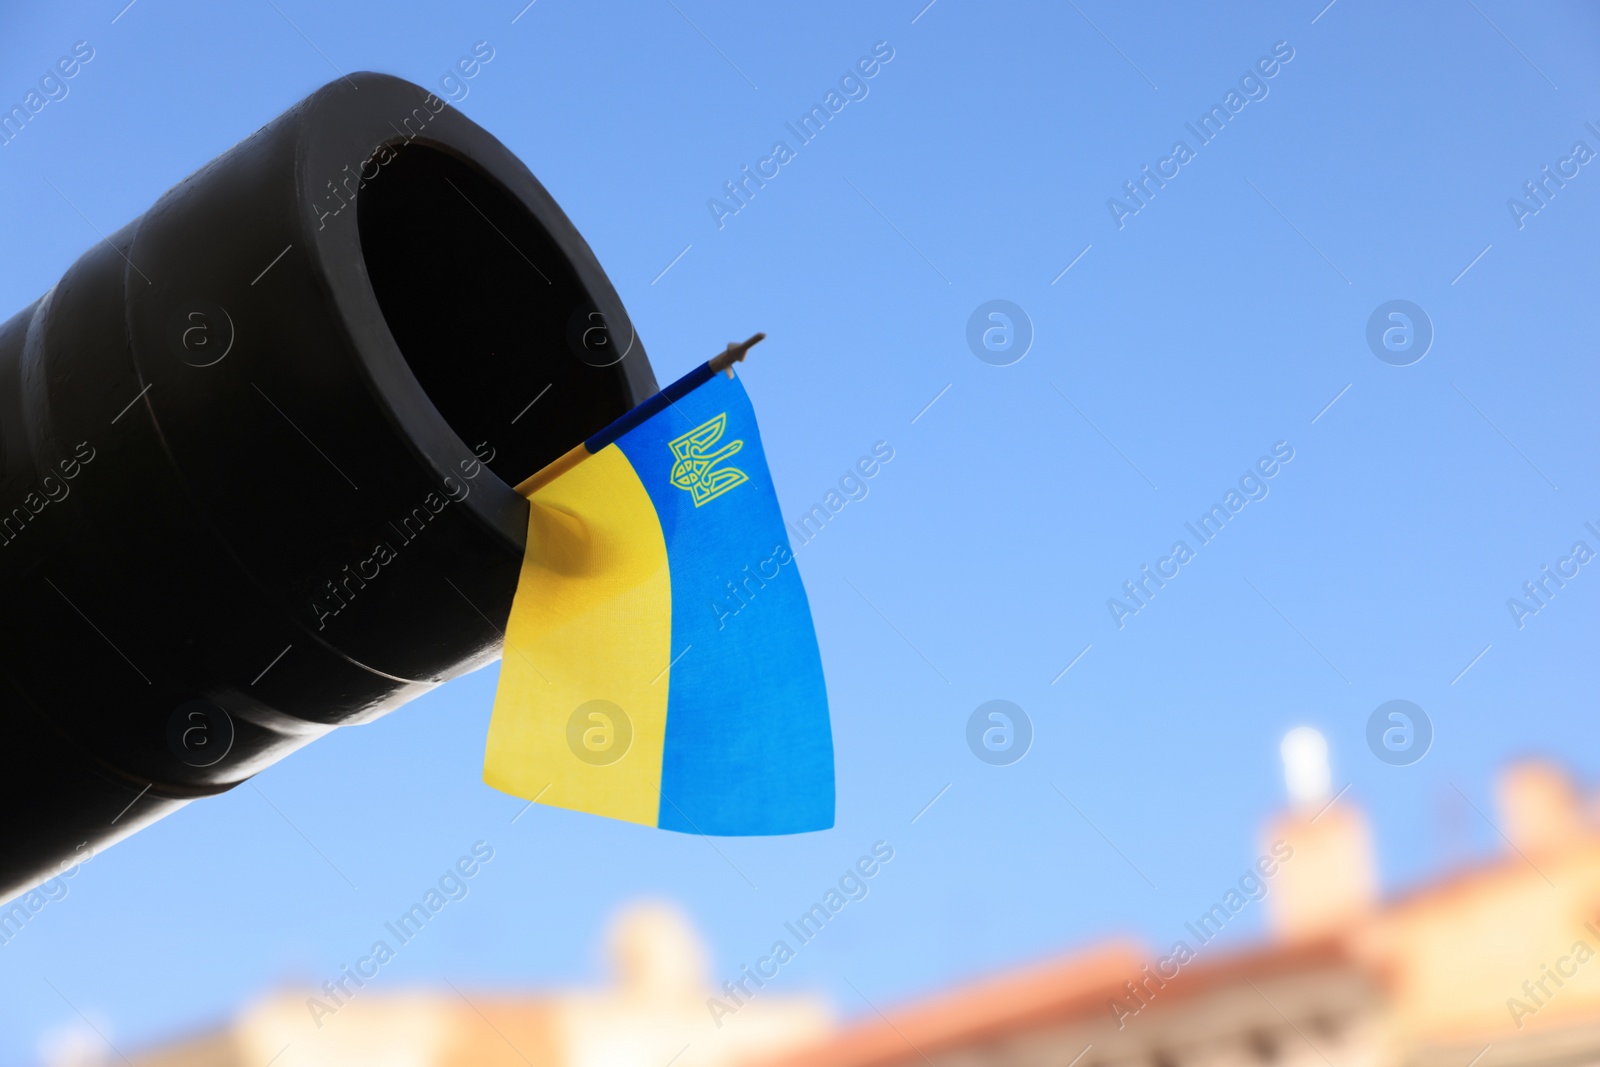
[513,333,765,497]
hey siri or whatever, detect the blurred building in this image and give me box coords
[80,903,829,1067]
[756,751,1600,1067]
[81,747,1600,1067]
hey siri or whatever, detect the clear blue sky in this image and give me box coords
[3,0,1599,1060]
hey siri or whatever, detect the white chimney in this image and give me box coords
[1281,726,1332,812]
[1265,727,1377,941]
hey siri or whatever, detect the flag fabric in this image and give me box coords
[483,364,834,836]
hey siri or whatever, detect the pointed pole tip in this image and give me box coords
[710,332,765,377]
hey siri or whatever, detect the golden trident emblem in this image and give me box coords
[668,413,748,506]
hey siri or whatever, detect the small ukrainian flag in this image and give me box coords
[483,336,834,836]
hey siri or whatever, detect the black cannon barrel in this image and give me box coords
[0,73,655,901]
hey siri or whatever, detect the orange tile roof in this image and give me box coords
[754,937,1362,1067]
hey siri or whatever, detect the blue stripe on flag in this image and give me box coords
[615,372,834,835]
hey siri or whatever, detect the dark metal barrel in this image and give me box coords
[0,72,654,901]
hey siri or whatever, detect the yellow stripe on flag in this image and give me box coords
[482,444,672,827]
